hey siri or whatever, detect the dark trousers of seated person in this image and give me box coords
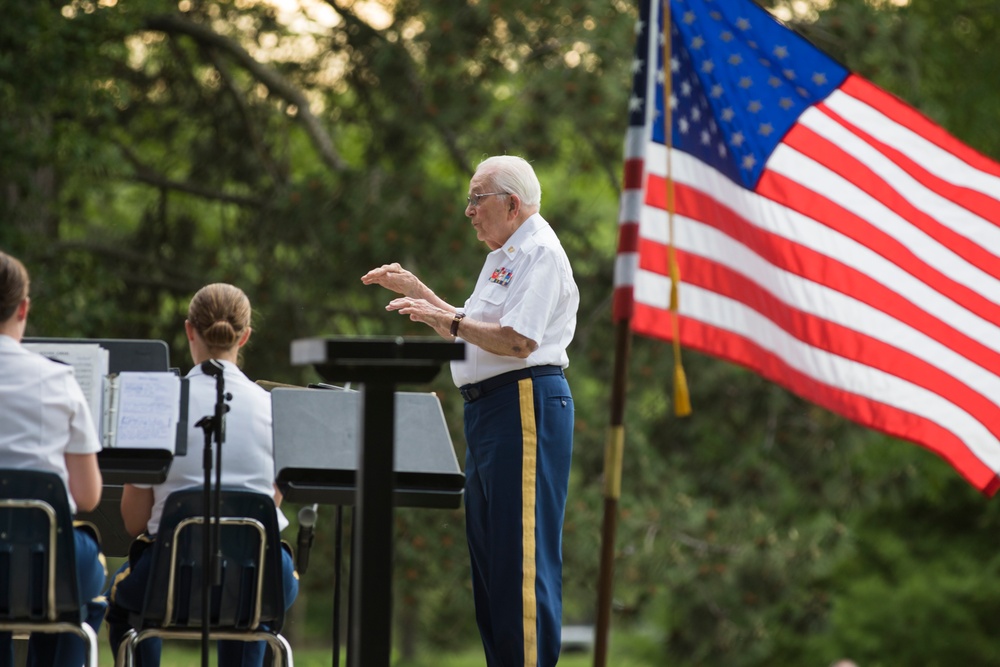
[105,537,299,667]
[0,527,107,667]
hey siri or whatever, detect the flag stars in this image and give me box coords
[731,131,745,146]
[628,94,643,113]
[701,129,712,145]
[759,57,771,67]
[691,105,701,121]
[634,19,646,36]
[671,57,680,73]
[728,54,743,66]
[769,76,781,88]
[736,18,751,30]
[720,30,733,42]
[796,86,809,97]
[747,100,762,113]
[710,84,723,98]
[691,35,705,50]
[681,80,693,96]
[773,45,789,59]
[739,76,753,88]
[631,58,644,75]
[741,154,757,170]
[812,72,828,85]
[758,122,773,136]
[721,108,735,121]
[678,117,690,134]
[669,93,678,109]
[718,143,727,158]
[683,11,696,24]
[783,69,796,80]
[779,97,794,110]
[709,11,722,20]
[701,59,715,73]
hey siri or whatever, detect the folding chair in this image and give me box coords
[0,468,100,667]
[115,486,293,666]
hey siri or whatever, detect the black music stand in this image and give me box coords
[290,336,464,667]
[272,387,464,666]
[23,337,183,558]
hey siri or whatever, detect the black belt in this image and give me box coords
[459,366,564,403]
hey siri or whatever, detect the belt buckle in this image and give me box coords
[461,385,482,402]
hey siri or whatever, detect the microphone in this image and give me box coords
[296,504,319,575]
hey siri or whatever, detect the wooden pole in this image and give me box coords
[593,2,674,665]
[592,319,632,667]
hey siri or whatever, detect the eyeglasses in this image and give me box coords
[466,192,509,208]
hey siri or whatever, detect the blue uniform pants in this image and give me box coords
[463,371,574,667]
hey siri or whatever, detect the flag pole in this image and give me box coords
[593,3,678,665]
[592,318,632,667]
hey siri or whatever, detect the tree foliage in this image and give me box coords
[2,0,1000,664]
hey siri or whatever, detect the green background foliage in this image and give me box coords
[3,0,1000,664]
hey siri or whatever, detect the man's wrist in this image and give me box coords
[450,312,466,337]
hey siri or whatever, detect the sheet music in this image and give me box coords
[23,341,108,422]
[110,372,181,452]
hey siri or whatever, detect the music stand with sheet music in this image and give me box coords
[23,337,186,557]
[291,336,464,667]
[272,386,464,666]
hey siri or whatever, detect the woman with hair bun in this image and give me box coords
[105,283,298,667]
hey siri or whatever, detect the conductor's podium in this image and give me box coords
[272,388,464,509]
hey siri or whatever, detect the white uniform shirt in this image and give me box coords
[450,213,579,387]
[135,360,288,535]
[0,334,103,514]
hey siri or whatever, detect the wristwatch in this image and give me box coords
[450,312,466,337]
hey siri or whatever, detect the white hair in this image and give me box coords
[475,155,541,209]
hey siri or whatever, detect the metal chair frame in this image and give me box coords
[0,473,100,667]
[115,488,293,667]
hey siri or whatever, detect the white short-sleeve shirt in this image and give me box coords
[136,360,288,535]
[0,334,103,514]
[450,213,579,387]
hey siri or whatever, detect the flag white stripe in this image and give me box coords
[640,148,1000,348]
[634,271,1000,472]
[768,145,1000,302]
[799,105,1000,258]
[827,89,1000,201]
[670,217,1000,404]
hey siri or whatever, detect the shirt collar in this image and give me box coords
[497,213,546,259]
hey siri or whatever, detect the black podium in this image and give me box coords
[290,336,464,667]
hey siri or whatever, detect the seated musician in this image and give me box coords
[0,251,107,666]
[105,283,298,667]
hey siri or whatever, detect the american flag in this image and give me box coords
[613,0,1000,494]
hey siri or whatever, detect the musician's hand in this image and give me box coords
[387,297,452,338]
[361,262,423,297]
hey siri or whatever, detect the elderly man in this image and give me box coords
[362,155,579,667]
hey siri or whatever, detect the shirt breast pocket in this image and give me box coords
[477,283,509,322]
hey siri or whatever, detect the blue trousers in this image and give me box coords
[0,527,107,667]
[105,538,298,667]
[463,371,574,667]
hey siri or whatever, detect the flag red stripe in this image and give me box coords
[643,175,1000,376]
[841,75,1000,179]
[676,250,1000,434]
[754,169,1000,328]
[631,302,999,493]
[816,104,1000,230]
[617,221,640,254]
[783,122,1000,272]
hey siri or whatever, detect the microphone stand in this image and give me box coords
[194,359,230,667]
